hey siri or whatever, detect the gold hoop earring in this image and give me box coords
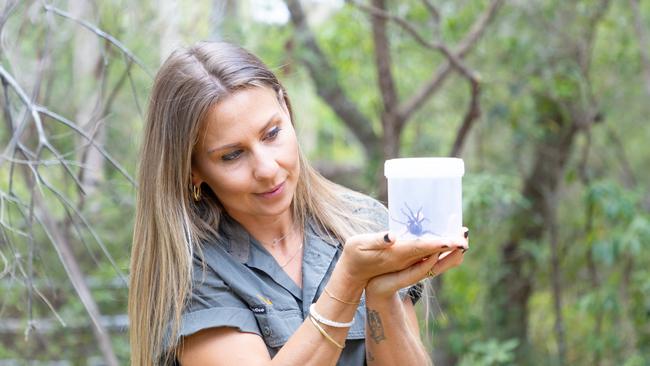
[192,184,201,201]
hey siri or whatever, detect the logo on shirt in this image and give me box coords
[257,294,273,305]
[250,305,267,314]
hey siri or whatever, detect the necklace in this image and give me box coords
[279,241,304,268]
[269,228,296,248]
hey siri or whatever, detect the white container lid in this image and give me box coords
[384,158,465,178]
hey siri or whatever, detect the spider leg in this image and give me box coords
[400,207,413,221]
[414,206,429,224]
[392,218,407,225]
[404,203,417,219]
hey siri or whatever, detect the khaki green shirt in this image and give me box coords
[171,197,422,365]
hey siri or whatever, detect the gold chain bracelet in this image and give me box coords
[323,287,360,305]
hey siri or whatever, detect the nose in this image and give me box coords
[251,148,279,181]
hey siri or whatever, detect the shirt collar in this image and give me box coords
[301,221,339,312]
[219,216,340,306]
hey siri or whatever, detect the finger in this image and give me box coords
[429,249,465,276]
[350,231,395,250]
[396,237,466,260]
[455,228,469,248]
[394,253,440,286]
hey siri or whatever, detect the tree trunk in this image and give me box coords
[67,0,119,366]
[629,0,650,96]
[490,95,578,363]
[70,0,104,197]
[545,189,566,366]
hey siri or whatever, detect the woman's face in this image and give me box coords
[191,86,300,224]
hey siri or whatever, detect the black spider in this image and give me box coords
[393,202,436,237]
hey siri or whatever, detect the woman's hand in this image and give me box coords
[337,230,468,287]
[365,228,469,300]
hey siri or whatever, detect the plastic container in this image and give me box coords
[384,158,464,239]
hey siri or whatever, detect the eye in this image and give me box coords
[221,149,243,162]
[264,126,281,141]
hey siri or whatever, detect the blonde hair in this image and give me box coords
[128,41,382,365]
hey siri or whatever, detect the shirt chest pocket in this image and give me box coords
[253,306,303,349]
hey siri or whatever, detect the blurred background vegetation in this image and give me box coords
[0,0,649,365]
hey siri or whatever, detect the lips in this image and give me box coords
[256,181,285,198]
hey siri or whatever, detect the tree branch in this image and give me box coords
[283,0,380,157]
[420,0,440,23]
[2,74,119,364]
[42,4,152,79]
[449,79,480,157]
[399,0,503,122]
[368,0,399,127]
[348,0,480,83]
[629,0,650,96]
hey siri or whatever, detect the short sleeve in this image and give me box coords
[344,191,389,230]
[176,261,261,341]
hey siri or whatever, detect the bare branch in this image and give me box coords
[17,155,120,366]
[421,0,440,22]
[0,79,134,189]
[368,0,399,125]
[125,54,145,120]
[0,66,47,161]
[3,64,99,195]
[449,80,481,157]
[0,248,8,279]
[348,0,481,84]
[37,107,135,185]
[25,162,128,285]
[606,126,637,189]
[0,191,31,238]
[103,59,134,117]
[283,0,380,158]
[15,259,67,327]
[630,0,650,96]
[43,4,152,79]
[399,0,503,122]
[0,0,19,38]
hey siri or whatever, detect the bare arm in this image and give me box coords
[363,256,434,366]
[179,232,459,366]
[179,263,364,366]
[364,293,430,365]
[364,243,468,366]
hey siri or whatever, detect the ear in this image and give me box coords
[190,169,203,187]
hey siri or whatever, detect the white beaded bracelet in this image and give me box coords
[309,303,354,328]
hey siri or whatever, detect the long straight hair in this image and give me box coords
[128,42,382,365]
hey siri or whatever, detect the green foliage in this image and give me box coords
[2,0,650,364]
[458,338,519,366]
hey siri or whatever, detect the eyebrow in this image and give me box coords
[207,113,280,154]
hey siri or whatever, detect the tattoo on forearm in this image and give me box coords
[367,309,386,344]
[366,350,376,363]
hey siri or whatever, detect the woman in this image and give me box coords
[128,41,468,366]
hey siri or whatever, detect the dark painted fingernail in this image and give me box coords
[442,245,449,249]
[383,233,391,243]
[464,229,469,239]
